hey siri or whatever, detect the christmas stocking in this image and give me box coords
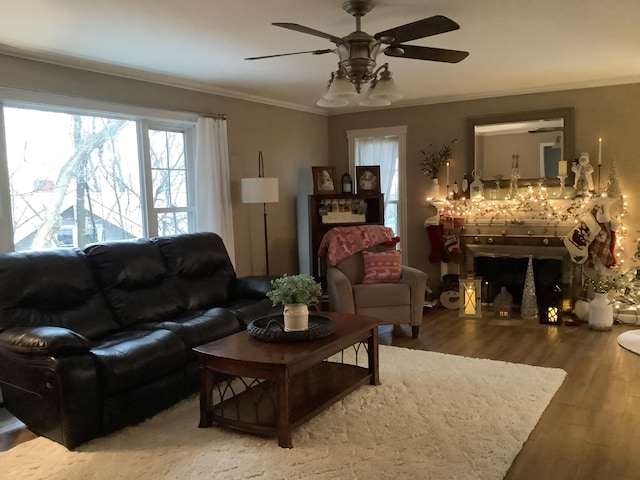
[609,219,620,266]
[590,222,614,267]
[443,229,464,264]
[426,224,449,263]
[563,212,601,264]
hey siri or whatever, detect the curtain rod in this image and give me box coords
[198,113,227,120]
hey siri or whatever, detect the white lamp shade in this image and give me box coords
[241,177,279,203]
[324,75,357,99]
[369,76,403,100]
[359,85,391,106]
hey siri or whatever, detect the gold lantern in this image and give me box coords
[459,275,482,318]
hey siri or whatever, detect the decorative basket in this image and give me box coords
[248,314,335,343]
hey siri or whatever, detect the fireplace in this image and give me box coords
[462,240,574,313]
[475,256,563,307]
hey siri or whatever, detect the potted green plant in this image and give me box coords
[266,274,323,332]
[420,139,457,198]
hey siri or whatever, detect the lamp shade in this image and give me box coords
[369,75,402,100]
[241,177,279,204]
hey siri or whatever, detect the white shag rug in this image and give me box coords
[1,345,566,480]
[618,329,640,355]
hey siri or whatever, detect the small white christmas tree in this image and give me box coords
[521,256,539,322]
[606,158,621,197]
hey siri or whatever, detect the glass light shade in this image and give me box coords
[324,75,357,99]
[241,177,279,204]
[369,75,402,100]
[358,84,391,106]
[317,96,349,107]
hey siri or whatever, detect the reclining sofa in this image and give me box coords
[0,232,275,449]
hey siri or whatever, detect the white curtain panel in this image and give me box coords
[195,117,236,265]
[355,136,399,231]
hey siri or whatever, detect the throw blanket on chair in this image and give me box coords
[318,225,399,267]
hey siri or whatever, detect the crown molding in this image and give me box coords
[0,45,328,116]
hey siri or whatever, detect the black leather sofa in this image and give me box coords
[0,232,275,449]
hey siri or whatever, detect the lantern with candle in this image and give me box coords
[539,283,563,325]
[459,274,482,318]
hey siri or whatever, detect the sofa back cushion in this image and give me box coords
[0,249,120,339]
[84,239,185,327]
[153,232,235,310]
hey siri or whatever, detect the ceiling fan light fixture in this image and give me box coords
[317,96,349,107]
[324,68,358,99]
[368,67,403,100]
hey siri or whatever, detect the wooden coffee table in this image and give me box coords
[194,312,380,448]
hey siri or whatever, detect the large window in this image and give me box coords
[1,104,195,251]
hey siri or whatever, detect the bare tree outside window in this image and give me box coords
[3,107,192,250]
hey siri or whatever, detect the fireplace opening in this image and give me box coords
[474,257,563,307]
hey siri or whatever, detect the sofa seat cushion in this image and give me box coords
[148,307,242,355]
[352,282,411,308]
[90,329,185,396]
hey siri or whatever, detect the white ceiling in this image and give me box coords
[2,0,640,114]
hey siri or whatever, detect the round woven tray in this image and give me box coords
[247,314,336,343]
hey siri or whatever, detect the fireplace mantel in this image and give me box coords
[427,195,622,310]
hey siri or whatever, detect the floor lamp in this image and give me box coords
[241,151,279,275]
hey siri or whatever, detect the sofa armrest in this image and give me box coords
[400,266,428,326]
[327,267,356,313]
[0,326,90,356]
[229,275,274,300]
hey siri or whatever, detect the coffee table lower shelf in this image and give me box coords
[206,360,371,442]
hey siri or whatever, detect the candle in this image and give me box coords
[598,138,602,165]
[558,159,567,176]
[446,161,450,187]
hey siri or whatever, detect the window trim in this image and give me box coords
[0,89,197,252]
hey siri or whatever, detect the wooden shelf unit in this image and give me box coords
[308,193,384,279]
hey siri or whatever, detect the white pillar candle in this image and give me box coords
[446,161,450,187]
[558,159,567,176]
[598,138,602,165]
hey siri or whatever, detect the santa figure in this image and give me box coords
[572,152,594,196]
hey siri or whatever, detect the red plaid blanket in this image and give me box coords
[318,225,399,267]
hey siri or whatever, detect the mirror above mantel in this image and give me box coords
[467,108,575,188]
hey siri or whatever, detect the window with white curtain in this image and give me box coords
[347,126,407,254]
[0,98,196,252]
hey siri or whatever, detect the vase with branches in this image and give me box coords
[420,139,457,179]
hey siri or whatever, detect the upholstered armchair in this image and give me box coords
[322,226,427,338]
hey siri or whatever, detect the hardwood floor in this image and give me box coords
[382,308,640,480]
[2,308,639,480]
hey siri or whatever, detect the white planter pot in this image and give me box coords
[588,292,613,331]
[283,303,309,332]
[427,178,440,199]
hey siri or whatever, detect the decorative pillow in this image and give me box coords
[362,250,402,284]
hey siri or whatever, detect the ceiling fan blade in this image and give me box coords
[245,49,333,60]
[272,22,343,45]
[384,44,469,63]
[375,15,460,44]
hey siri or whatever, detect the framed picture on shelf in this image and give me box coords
[356,165,381,195]
[312,166,338,195]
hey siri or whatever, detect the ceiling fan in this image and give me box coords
[245,0,469,103]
